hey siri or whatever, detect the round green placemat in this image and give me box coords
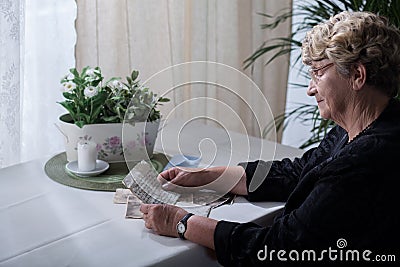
[44,152,169,191]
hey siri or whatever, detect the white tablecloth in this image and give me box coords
[0,119,304,266]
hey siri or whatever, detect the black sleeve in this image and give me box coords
[238,148,315,202]
[239,126,344,202]
[214,156,387,266]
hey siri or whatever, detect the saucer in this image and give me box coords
[163,154,201,171]
[66,160,110,177]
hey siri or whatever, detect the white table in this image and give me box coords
[0,120,303,267]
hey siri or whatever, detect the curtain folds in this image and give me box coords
[76,0,292,141]
[0,0,76,168]
[0,0,23,167]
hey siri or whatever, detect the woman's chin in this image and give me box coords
[318,109,331,120]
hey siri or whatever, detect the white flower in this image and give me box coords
[84,86,99,98]
[61,81,76,92]
[109,80,125,91]
[111,80,122,88]
[66,73,75,80]
[85,68,99,81]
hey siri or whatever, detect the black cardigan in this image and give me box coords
[214,99,400,266]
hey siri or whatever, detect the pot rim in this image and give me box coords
[59,113,160,127]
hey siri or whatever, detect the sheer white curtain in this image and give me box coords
[0,0,76,168]
[0,0,23,168]
[75,0,292,140]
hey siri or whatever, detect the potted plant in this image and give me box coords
[245,0,400,148]
[57,66,169,162]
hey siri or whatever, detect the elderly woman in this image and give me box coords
[140,11,400,265]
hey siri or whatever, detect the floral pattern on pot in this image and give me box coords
[58,116,160,162]
[123,132,152,155]
[75,133,154,161]
[98,136,123,159]
[74,135,103,152]
[74,135,93,150]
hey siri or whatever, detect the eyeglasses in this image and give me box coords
[308,63,334,84]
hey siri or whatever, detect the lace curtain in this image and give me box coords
[0,0,76,168]
[0,0,22,167]
[75,0,292,140]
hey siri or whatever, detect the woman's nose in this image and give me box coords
[307,80,317,96]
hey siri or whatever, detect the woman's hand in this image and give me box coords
[157,167,218,190]
[140,203,187,237]
[158,166,248,195]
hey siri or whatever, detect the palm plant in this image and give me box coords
[245,0,400,149]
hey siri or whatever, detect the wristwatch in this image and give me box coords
[176,213,194,240]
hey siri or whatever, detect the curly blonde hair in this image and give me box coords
[302,11,400,97]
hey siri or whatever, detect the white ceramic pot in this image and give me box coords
[57,114,160,162]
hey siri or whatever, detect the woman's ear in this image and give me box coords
[352,63,367,91]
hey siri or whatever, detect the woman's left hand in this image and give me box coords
[140,203,188,237]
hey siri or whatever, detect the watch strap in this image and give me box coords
[177,213,194,239]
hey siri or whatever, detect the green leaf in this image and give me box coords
[103,115,120,122]
[70,68,79,77]
[131,70,139,81]
[126,76,132,85]
[157,97,170,102]
[75,120,86,128]
[58,101,76,116]
[62,92,75,100]
[81,66,90,76]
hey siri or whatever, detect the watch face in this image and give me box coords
[177,222,186,233]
